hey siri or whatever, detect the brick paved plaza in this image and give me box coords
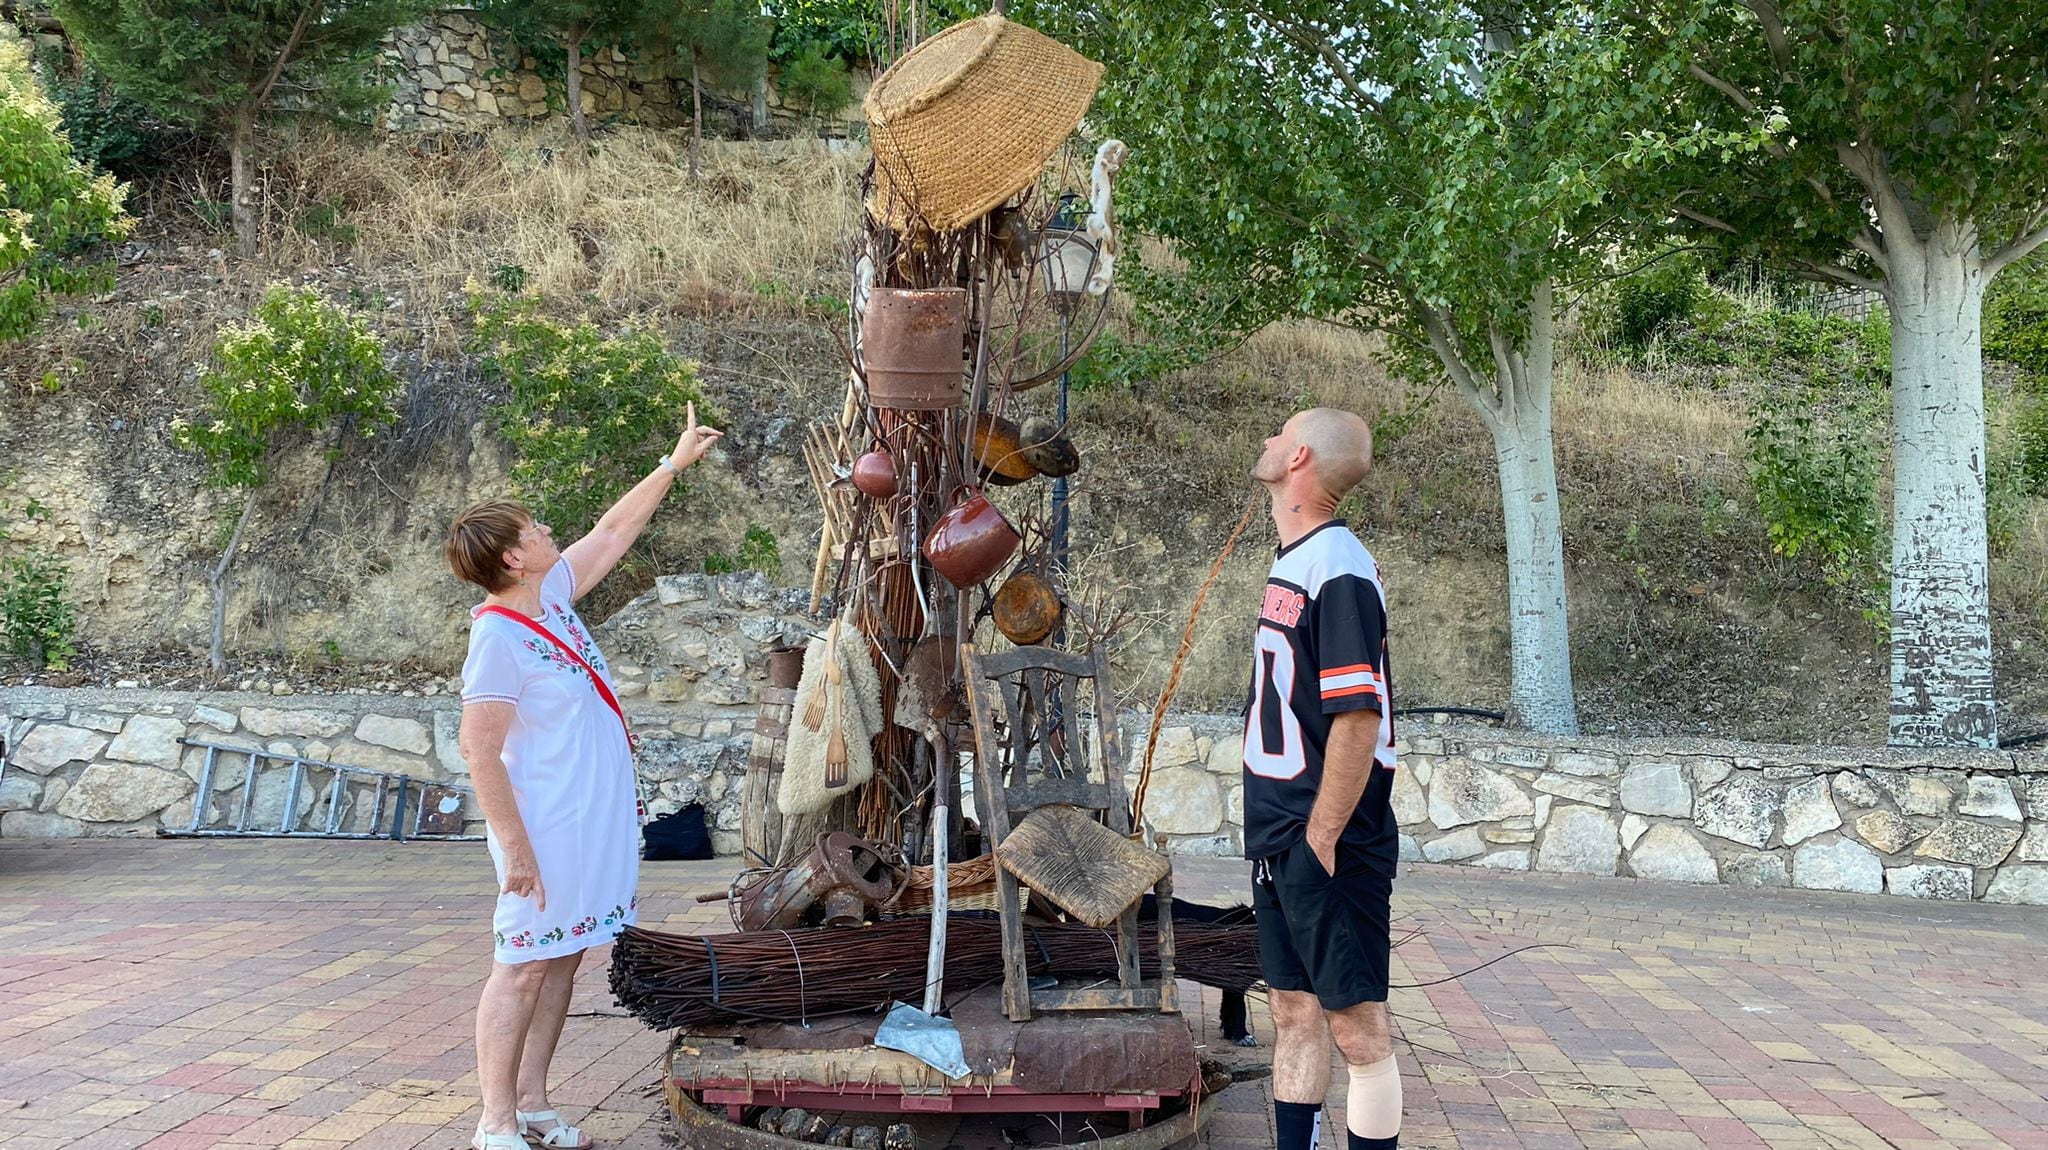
[2,839,2044,1150]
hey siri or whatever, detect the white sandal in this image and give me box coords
[518,1109,592,1149]
[474,1126,525,1150]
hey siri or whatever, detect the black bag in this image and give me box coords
[642,803,714,861]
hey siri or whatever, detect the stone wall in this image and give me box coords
[1,572,815,851]
[1124,719,2048,905]
[380,8,868,134]
[10,566,2046,907]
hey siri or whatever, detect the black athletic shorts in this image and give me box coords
[1253,842,1393,1010]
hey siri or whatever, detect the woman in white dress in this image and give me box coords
[446,405,722,1150]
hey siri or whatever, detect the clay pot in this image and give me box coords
[993,571,1063,645]
[923,489,1019,588]
[971,413,1038,485]
[1018,416,1080,479]
[852,449,899,498]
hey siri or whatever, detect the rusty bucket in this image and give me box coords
[863,287,967,410]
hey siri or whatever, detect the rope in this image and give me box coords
[1132,492,1261,831]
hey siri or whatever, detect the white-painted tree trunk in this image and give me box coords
[1884,222,1995,747]
[1424,281,1580,734]
[1488,379,1579,735]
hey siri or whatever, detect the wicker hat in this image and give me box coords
[864,15,1104,233]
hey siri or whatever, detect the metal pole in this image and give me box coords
[1052,313,1071,573]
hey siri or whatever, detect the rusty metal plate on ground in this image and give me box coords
[414,785,467,836]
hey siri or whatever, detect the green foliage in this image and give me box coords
[491,263,529,293]
[1625,1,2048,295]
[0,549,77,671]
[50,0,422,131]
[1746,398,1885,603]
[470,292,715,538]
[0,39,133,343]
[776,44,852,127]
[1986,259,2048,379]
[763,0,977,67]
[739,523,779,572]
[1066,327,1210,394]
[666,0,770,90]
[174,286,402,490]
[2003,389,2048,499]
[30,47,170,176]
[1606,251,1707,351]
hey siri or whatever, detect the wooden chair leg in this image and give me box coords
[1155,868,1177,1014]
[1116,903,1141,991]
[997,868,1032,1022]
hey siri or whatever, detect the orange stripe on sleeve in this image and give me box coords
[1322,683,1380,699]
[1320,663,1373,678]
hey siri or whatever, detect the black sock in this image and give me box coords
[1347,1133,1397,1150]
[1275,1100,1322,1150]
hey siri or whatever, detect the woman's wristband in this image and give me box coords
[658,455,681,475]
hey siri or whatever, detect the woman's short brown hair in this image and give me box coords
[446,499,531,593]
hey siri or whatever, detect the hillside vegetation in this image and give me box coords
[3,126,2046,744]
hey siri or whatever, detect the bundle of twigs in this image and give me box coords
[610,916,1260,1032]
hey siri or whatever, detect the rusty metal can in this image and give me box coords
[862,287,967,410]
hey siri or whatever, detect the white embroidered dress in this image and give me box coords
[461,557,639,963]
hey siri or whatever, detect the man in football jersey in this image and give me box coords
[1242,407,1402,1150]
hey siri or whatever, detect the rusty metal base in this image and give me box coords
[664,985,1210,1136]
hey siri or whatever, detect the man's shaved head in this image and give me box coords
[1291,407,1373,499]
[1253,407,1374,502]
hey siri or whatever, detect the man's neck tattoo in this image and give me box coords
[1289,504,1302,513]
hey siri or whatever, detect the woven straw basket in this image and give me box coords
[886,855,1028,915]
[864,15,1104,233]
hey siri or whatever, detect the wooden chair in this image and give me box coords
[960,642,1177,1022]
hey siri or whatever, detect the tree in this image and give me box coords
[1040,2,1699,733]
[660,0,770,179]
[173,285,401,672]
[479,0,648,146]
[51,0,421,258]
[777,43,852,141]
[0,37,130,342]
[1625,1,2048,747]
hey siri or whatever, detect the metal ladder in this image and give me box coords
[161,737,484,841]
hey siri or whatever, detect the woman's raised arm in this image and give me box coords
[563,401,723,598]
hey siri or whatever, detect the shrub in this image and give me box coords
[1610,250,1706,350]
[32,47,169,176]
[1986,260,2048,379]
[0,550,77,671]
[470,292,716,539]
[1746,398,1885,611]
[175,285,403,487]
[0,38,132,342]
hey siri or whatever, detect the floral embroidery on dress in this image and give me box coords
[550,603,608,674]
[570,915,601,938]
[602,903,628,926]
[520,637,588,678]
[506,930,535,950]
[538,927,565,945]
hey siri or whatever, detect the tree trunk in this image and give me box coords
[1488,296,1579,735]
[690,53,703,181]
[229,107,258,258]
[752,70,770,134]
[564,27,590,145]
[1426,282,1579,734]
[208,494,257,675]
[1884,220,1995,747]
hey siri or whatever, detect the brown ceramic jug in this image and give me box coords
[852,449,899,498]
[923,488,1019,588]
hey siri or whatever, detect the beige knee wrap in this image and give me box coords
[1346,1056,1401,1139]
